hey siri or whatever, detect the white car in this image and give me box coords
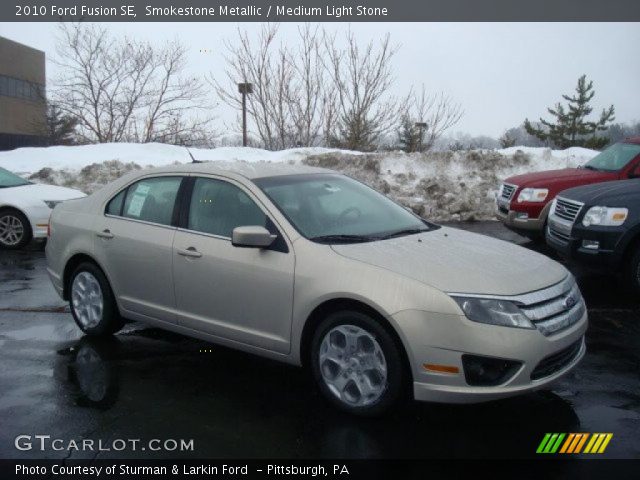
[0,166,85,249]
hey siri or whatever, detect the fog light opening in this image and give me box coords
[515,212,529,220]
[582,239,599,250]
[462,355,522,386]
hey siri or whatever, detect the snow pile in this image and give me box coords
[0,143,361,176]
[303,147,598,221]
[0,143,599,221]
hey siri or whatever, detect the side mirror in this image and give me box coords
[232,226,276,248]
[628,168,640,179]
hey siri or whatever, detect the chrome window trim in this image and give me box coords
[104,213,177,231]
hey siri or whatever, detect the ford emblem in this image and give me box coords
[563,295,577,310]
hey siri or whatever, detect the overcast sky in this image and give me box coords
[1,22,638,137]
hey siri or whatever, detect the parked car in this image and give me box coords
[496,138,640,239]
[46,162,587,415]
[0,166,85,249]
[546,178,640,293]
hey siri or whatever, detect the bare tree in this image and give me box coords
[401,85,463,151]
[323,31,400,151]
[54,23,214,145]
[211,24,331,150]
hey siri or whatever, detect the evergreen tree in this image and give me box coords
[45,103,78,145]
[396,115,423,153]
[524,75,615,149]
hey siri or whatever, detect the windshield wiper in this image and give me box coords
[310,234,377,244]
[378,227,430,240]
[583,165,598,171]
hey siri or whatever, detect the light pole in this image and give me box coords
[238,82,253,147]
[415,122,427,152]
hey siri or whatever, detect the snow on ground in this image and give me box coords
[0,143,599,222]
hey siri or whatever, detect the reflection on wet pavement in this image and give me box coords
[0,224,638,459]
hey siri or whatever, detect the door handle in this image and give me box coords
[177,247,202,258]
[96,229,114,239]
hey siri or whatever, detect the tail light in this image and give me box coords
[47,218,51,238]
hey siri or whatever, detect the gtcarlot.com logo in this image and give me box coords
[536,433,613,455]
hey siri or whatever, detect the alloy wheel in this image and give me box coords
[71,272,104,329]
[318,324,388,407]
[0,214,24,246]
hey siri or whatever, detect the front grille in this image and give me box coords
[500,183,517,200]
[552,197,583,223]
[548,223,570,242]
[518,276,586,336]
[531,339,583,380]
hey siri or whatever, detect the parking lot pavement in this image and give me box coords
[0,223,638,460]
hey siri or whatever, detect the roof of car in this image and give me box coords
[139,161,335,180]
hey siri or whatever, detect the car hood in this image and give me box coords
[8,183,86,201]
[506,168,614,188]
[559,178,640,205]
[331,226,568,296]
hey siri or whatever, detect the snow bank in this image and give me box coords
[0,142,361,176]
[0,143,599,222]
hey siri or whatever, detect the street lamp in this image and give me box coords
[238,82,253,147]
[415,122,427,152]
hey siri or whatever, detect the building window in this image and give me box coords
[0,74,45,103]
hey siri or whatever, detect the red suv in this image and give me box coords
[496,137,640,238]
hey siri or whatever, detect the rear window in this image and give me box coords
[106,177,182,226]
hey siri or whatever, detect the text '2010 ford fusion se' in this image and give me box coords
[46,161,587,415]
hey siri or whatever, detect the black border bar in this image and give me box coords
[4,0,640,22]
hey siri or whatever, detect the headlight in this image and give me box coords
[43,200,63,209]
[582,206,628,227]
[452,297,534,329]
[517,188,549,203]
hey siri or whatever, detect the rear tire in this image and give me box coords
[0,208,32,250]
[69,262,123,336]
[310,310,406,416]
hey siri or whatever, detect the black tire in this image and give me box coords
[0,208,32,250]
[310,310,407,416]
[626,247,640,295]
[69,262,123,336]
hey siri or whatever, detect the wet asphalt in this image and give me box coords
[0,222,638,460]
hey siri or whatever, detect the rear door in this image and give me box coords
[172,176,295,353]
[93,175,184,323]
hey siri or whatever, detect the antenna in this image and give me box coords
[186,148,201,163]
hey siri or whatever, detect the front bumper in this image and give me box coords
[495,200,551,233]
[546,216,623,270]
[393,307,587,404]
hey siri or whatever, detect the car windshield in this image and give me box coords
[0,167,30,188]
[255,174,433,243]
[583,142,640,172]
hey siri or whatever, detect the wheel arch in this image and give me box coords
[62,253,111,301]
[299,297,413,381]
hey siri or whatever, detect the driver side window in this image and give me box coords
[188,178,267,238]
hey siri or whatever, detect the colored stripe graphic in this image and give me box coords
[536,433,565,453]
[538,433,613,454]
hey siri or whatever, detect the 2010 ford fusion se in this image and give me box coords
[46,162,587,415]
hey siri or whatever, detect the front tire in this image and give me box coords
[69,262,123,336]
[0,208,32,250]
[310,310,406,416]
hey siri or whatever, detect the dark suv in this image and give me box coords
[546,179,640,292]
